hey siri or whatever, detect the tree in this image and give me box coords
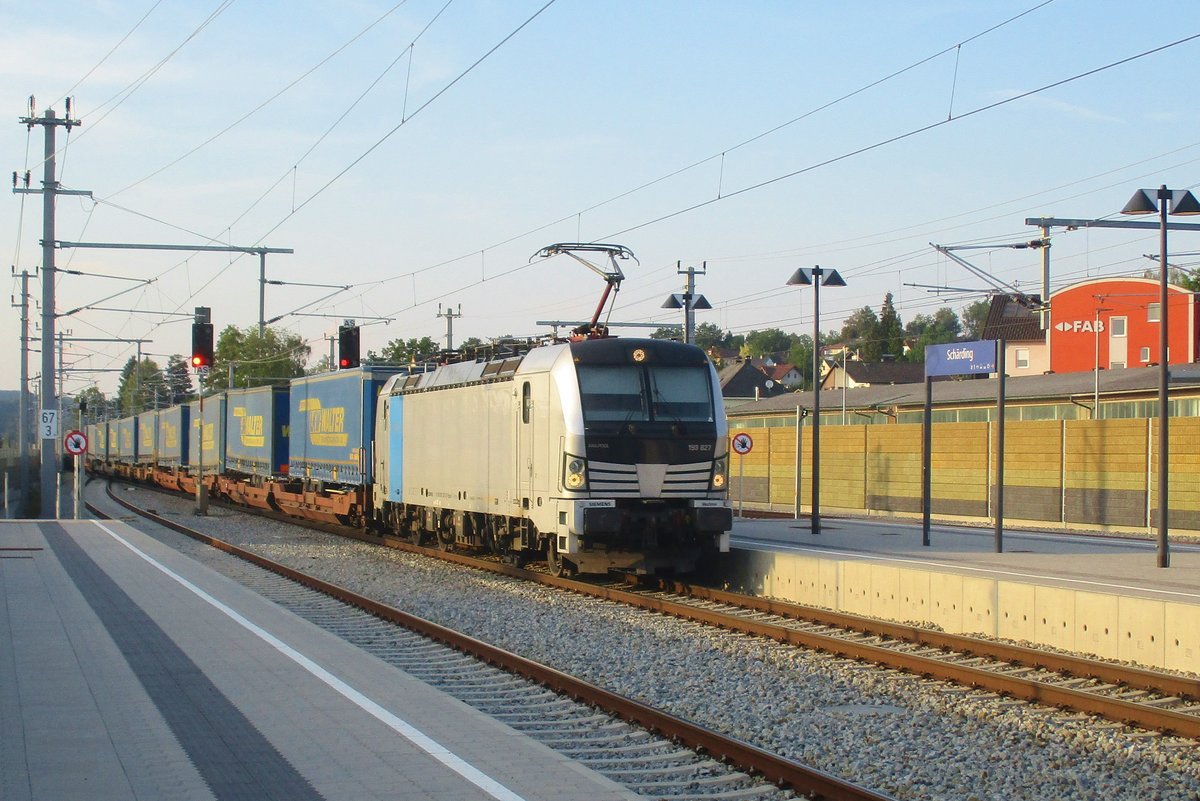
[742,328,794,358]
[650,326,683,340]
[77,386,107,423]
[1171,266,1200,293]
[786,334,816,389]
[369,336,439,365]
[905,307,962,361]
[116,357,166,414]
[877,293,905,360]
[459,336,485,352]
[164,354,194,405]
[208,325,309,391]
[840,306,881,361]
[306,354,333,374]
[961,298,991,340]
[693,322,728,352]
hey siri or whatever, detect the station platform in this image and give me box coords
[0,519,639,801]
[725,515,1200,674]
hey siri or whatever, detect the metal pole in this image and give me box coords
[259,251,266,336]
[74,454,80,519]
[1156,186,1170,568]
[18,270,30,514]
[922,376,932,546]
[737,453,744,518]
[995,341,1006,553]
[683,266,696,345]
[39,111,58,518]
[1041,223,1051,358]
[841,349,846,425]
[794,407,801,520]
[1093,308,1100,419]
[811,273,821,536]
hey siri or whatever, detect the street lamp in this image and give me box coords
[1120,184,1200,568]
[786,266,847,536]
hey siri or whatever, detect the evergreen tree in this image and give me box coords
[164,354,194,404]
[116,357,166,414]
[840,306,881,361]
[877,293,905,360]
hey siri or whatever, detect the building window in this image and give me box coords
[1110,361,1126,369]
[1111,317,1126,337]
[1140,346,1151,363]
[1148,303,1161,323]
[1015,348,1030,369]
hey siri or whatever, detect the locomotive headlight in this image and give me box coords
[710,457,728,490]
[563,455,588,491]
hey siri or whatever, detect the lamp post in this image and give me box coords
[1092,303,1111,420]
[786,266,846,536]
[1121,185,1200,568]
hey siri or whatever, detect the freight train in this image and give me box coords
[87,337,733,575]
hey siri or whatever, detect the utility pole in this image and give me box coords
[437,303,462,350]
[16,101,83,517]
[678,261,707,345]
[13,269,30,512]
[661,263,712,345]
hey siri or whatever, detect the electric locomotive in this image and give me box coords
[373,336,733,574]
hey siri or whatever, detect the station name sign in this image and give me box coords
[925,340,997,378]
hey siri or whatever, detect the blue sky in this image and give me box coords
[3,0,1199,395]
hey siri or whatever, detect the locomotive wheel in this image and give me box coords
[437,529,455,552]
[546,538,575,578]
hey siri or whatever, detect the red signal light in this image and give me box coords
[192,355,202,367]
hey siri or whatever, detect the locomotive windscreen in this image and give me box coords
[577,365,714,423]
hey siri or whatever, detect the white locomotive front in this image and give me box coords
[373,337,732,574]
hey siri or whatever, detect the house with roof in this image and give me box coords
[821,358,925,390]
[716,360,788,408]
[981,293,1047,374]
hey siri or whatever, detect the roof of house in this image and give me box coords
[841,360,925,386]
[761,363,799,382]
[716,360,787,399]
[982,294,1043,342]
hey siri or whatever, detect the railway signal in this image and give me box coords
[191,306,214,369]
[338,322,360,369]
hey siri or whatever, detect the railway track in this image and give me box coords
[90,482,891,801]
[98,478,1200,742]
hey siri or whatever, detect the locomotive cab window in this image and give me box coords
[577,365,713,424]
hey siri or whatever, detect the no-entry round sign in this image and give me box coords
[731,432,753,455]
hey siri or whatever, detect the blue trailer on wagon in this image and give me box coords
[275,367,401,525]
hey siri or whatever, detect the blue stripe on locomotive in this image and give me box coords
[387,394,403,501]
[288,367,401,486]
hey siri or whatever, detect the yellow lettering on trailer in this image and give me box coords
[240,414,265,447]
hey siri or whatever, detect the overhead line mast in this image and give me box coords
[15,99,85,518]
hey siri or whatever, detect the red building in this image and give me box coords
[1048,277,1199,374]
